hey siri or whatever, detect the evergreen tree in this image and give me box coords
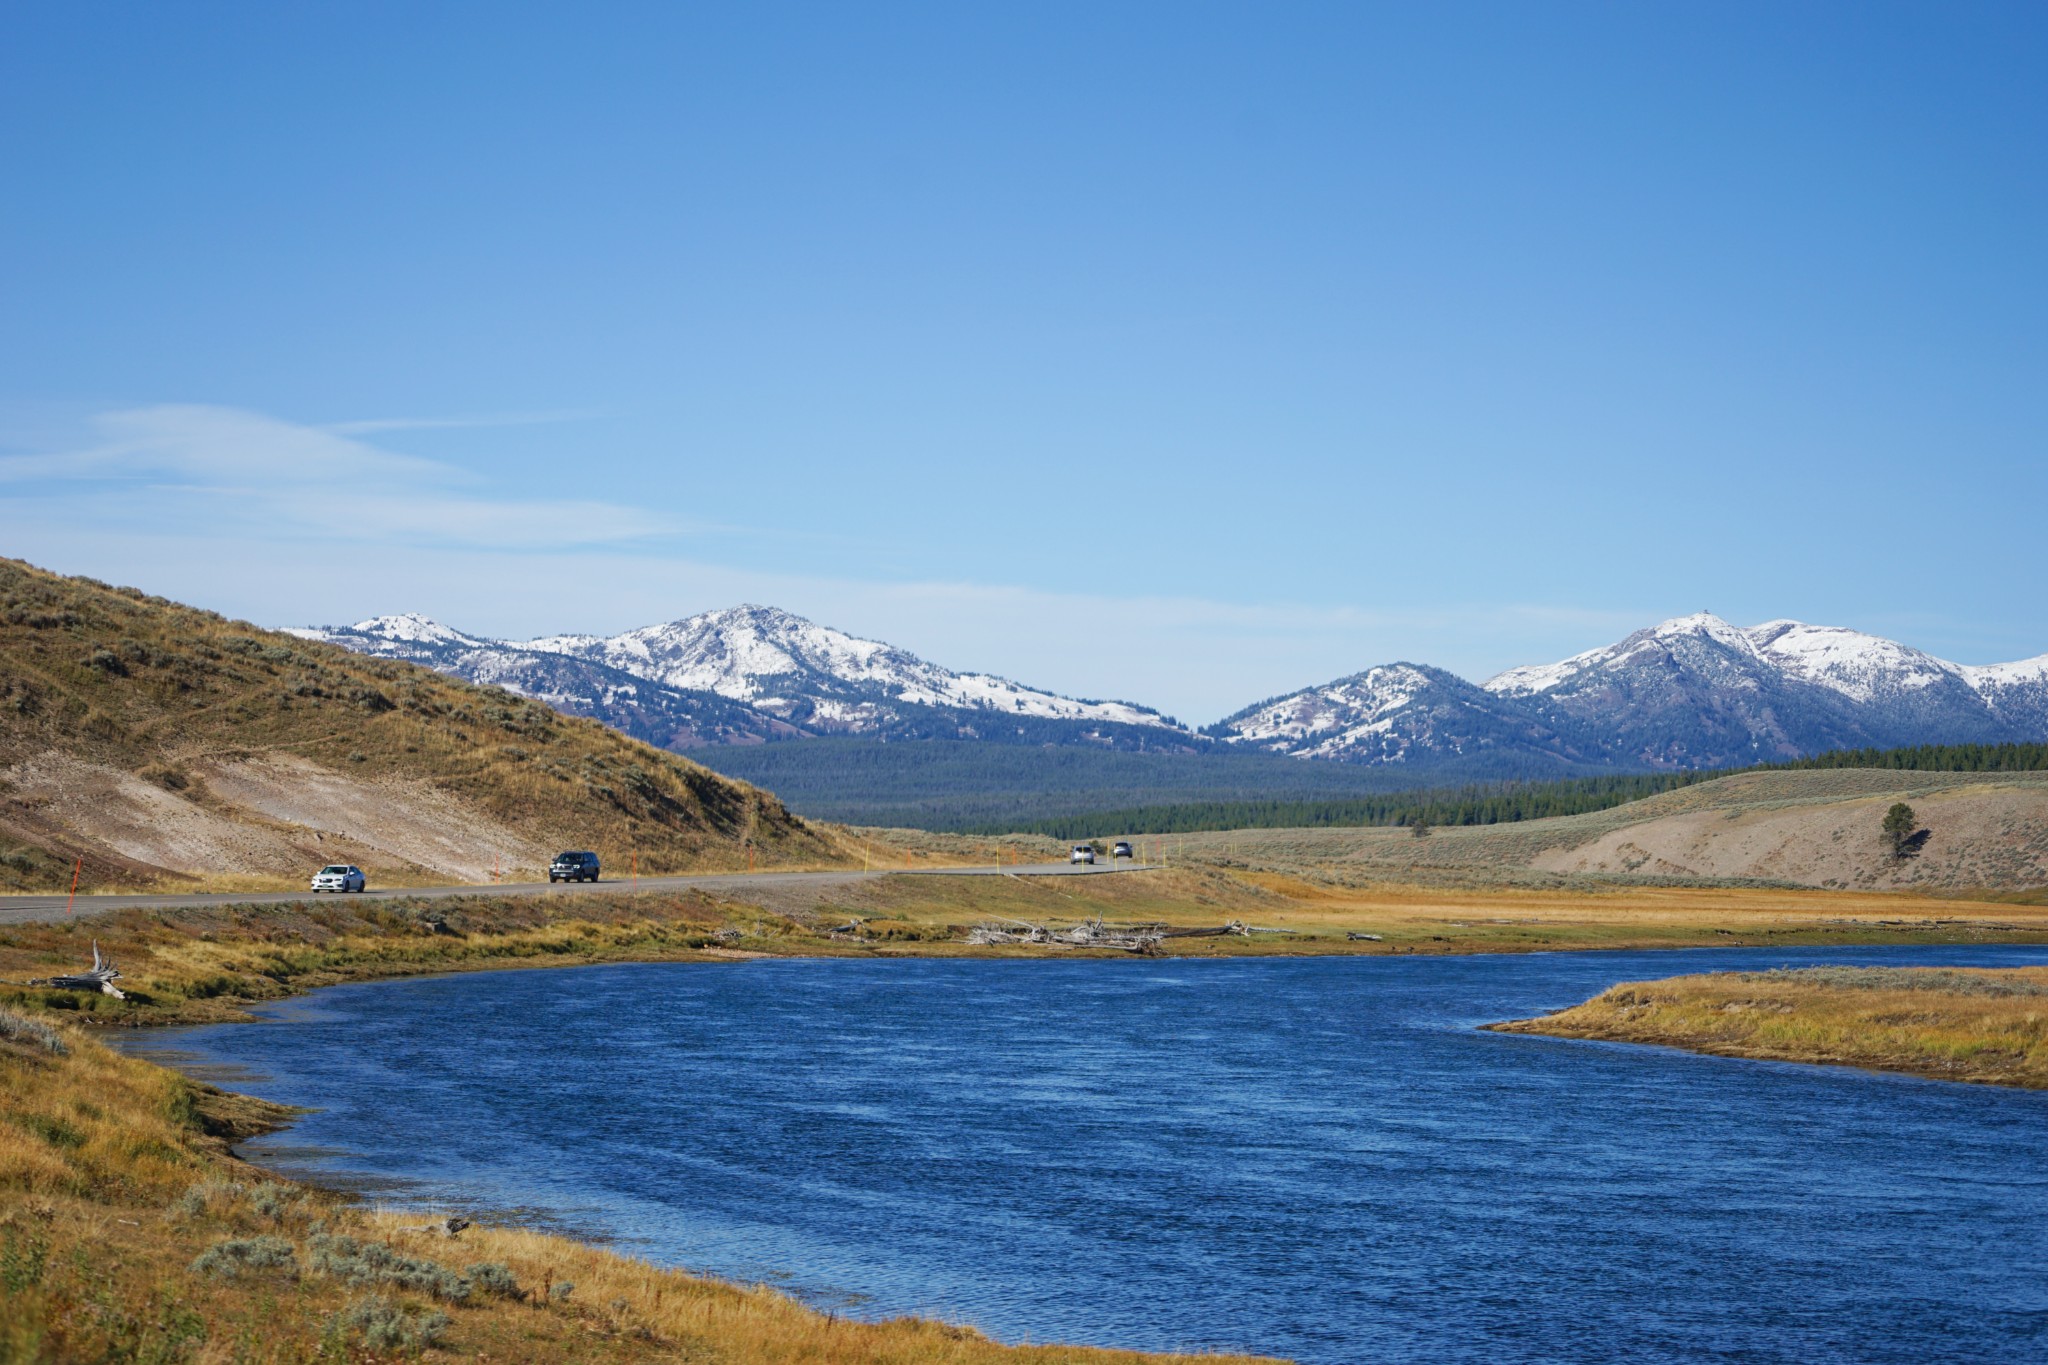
[1882,802,1919,858]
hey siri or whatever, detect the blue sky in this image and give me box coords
[3,2,2044,722]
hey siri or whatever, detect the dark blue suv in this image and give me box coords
[549,851,600,883]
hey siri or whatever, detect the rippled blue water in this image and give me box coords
[136,946,2048,1363]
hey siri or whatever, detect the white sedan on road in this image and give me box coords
[1069,845,1096,865]
[310,864,366,893]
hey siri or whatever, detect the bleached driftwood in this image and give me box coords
[36,941,127,998]
[965,917,1163,953]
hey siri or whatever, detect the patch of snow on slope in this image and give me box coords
[1748,621,1960,702]
[1226,666,1428,747]
[1961,654,2048,688]
[1484,644,1609,696]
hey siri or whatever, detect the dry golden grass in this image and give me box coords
[0,1009,1278,1364]
[10,868,2048,1034]
[844,870,2048,958]
[1491,965,2048,1088]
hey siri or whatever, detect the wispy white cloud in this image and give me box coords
[326,410,603,436]
[0,404,667,547]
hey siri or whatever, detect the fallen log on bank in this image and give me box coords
[32,940,127,998]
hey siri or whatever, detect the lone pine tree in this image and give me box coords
[1882,802,1919,859]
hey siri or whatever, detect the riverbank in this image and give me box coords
[6,869,2048,1027]
[0,1011,1278,1364]
[1490,964,2048,1088]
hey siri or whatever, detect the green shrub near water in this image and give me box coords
[0,1009,67,1055]
[173,1179,245,1218]
[465,1261,523,1300]
[331,1294,450,1351]
[191,1234,298,1279]
[309,1232,473,1302]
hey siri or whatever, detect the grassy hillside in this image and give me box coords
[1162,768,2048,894]
[0,558,843,892]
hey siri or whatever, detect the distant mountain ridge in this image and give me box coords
[1223,613,2048,768]
[294,606,2048,773]
[288,606,1194,752]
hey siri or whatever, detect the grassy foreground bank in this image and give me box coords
[0,1013,1276,1365]
[1491,965,2048,1088]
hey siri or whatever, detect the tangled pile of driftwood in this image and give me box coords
[964,917,1163,952]
[28,941,127,998]
[963,917,1300,953]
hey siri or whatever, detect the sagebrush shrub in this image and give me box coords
[309,1233,472,1302]
[465,1261,522,1300]
[332,1294,448,1351]
[249,1183,303,1220]
[192,1235,297,1279]
[0,1010,66,1055]
[173,1179,245,1218]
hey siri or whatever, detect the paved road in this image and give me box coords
[0,862,1162,926]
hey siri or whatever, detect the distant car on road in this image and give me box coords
[311,864,365,893]
[1070,845,1096,865]
[550,851,601,883]
[1112,841,1134,860]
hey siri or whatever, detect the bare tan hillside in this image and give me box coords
[0,558,843,891]
[1170,769,2048,893]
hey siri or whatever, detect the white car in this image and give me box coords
[311,864,366,893]
[1070,845,1096,865]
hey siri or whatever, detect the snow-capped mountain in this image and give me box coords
[296,604,2046,772]
[1219,614,2048,768]
[285,615,799,749]
[523,605,1177,733]
[291,606,1191,751]
[1213,664,1595,771]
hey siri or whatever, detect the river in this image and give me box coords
[126,945,2048,1364]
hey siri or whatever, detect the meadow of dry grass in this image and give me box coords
[9,866,2048,1032]
[0,1008,1279,1364]
[1491,964,2048,1088]
[1165,769,2048,895]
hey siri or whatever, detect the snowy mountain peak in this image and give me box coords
[1653,611,1741,638]
[350,613,480,646]
[284,613,485,650]
[300,602,1186,741]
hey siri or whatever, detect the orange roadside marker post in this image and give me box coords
[65,856,82,915]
